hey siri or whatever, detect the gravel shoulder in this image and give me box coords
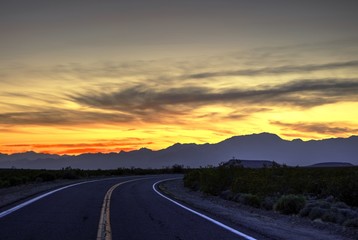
[160,179,358,240]
[0,179,97,210]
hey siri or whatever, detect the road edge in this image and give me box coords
[153,178,257,240]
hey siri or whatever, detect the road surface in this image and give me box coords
[0,175,258,240]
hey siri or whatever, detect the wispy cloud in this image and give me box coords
[271,121,358,136]
[183,60,358,79]
[0,109,133,126]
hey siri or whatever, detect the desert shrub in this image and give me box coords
[299,202,321,217]
[325,195,335,203]
[198,167,237,195]
[184,166,358,207]
[299,206,311,217]
[37,172,56,182]
[274,194,306,215]
[199,169,223,195]
[171,164,184,173]
[308,207,326,220]
[183,170,200,190]
[335,175,358,207]
[62,171,79,179]
[0,180,10,188]
[333,201,349,209]
[9,176,23,186]
[339,208,357,219]
[321,210,344,224]
[301,204,358,225]
[316,200,331,209]
[232,193,241,203]
[238,193,261,208]
[343,218,358,228]
[60,167,83,179]
[220,190,234,200]
[261,196,278,210]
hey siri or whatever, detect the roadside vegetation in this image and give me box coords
[184,162,358,228]
[0,164,185,188]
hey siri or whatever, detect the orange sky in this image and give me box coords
[1,1,358,155]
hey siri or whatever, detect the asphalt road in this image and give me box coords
[0,175,255,240]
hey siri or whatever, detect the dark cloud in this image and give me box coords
[71,78,358,118]
[271,121,358,135]
[185,60,358,79]
[70,86,207,120]
[0,109,133,126]
[2,92,62,105]
[223,108,271,120]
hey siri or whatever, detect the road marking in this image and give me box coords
[0,178,119,219]
[153,178,257,240]
[96,177,153,240]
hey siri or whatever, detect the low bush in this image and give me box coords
[37,172,56,182]
[183,170,200,190]
[274,194,306,215]
[307,207,326,220]
[184,166,358,207]
[238,193,261,208]
[232,193,241,203]
[219,190,234,200]
[321,210,344,224]
[343,218,358,228]
[0,180,9,188]
[299,202,322,217]
[316,200,331,209]
[9,176,23,186]
[261,196,277,210]
[299,202,358,227]
[333,201,349,209]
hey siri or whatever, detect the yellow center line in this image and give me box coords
[96,177,153,240]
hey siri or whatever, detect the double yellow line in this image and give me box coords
[96,177,153,240]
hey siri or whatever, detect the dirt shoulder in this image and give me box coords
[160,179,358,240]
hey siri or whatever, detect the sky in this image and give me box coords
[1,0,358,155]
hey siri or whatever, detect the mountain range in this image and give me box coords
[0,133,357,169]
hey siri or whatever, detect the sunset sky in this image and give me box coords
[1,0,358,155]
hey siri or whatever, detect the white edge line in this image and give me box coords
[153,178,257,240]
[0,177,122,219]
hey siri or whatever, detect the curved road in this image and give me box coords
[0,175,256,240]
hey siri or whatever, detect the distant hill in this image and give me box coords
[307,162,354,168]
[0,133,357,169]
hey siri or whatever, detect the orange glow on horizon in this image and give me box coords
[1,42,357,156]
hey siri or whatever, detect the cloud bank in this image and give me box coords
[71,78,358,116]
[1,78,357,127]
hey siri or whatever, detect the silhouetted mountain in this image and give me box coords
[0,151,60,161]
[0,133,357,169]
